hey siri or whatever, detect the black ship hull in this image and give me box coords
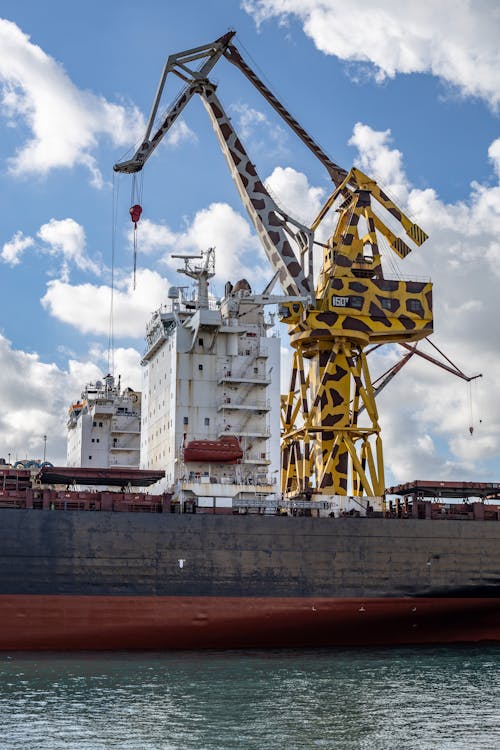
[1,510,499,649]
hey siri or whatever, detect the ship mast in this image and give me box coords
[171,248,215,309]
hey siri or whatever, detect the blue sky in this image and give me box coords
[0,0,499,484]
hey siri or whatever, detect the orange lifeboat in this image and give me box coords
[184,436,243,463]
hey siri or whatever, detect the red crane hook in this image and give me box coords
[130,204,142,228]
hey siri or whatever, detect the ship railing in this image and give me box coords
[216,422,270,438]
[232,498,334,509]
[403,500,500,521]
[217,368,270,383]
[242,452,270,463]
[0,486,173,513]
[90,402,115,417]
[220,316,247,327]
[217,397,271,410]
[110,418,141,432]
[232,497,278,509]
[184,472,274,487]
[173,297,220,313]
[187,471,215,482]
[107,459,141,468]
[241,479,272,487]
[182,432,225,444]
[110,440,140,451]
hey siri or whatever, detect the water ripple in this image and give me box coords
[0,646,499,749]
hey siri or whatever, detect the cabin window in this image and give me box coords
[381,298,393,311]
[93,421,97,427]
[183,416,189,425]
[204,417,210,426]
[350,296,363,309]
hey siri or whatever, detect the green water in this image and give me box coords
[0,647,499,749]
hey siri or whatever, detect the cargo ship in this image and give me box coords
[1,467,500,649]
[1,33,499,650]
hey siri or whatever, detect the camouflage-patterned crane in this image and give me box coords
[114,31,433,501]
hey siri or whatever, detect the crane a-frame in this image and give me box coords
[114,31,433,501]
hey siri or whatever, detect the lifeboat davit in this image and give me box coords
[184,436,243,463]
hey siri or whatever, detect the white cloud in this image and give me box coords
[41,267,171,338]
[377,353,493,484]
[165,120,197,147]
[231,102,269,139]
[0,335,98,464]
[2,218,101,275]
[38,218,100,275]
[265,165,325,224]
[348,123,408,202]
[243,0,500,108]
[42,191,309,339]
[127,218,177,255]
[231,102,288,155]
[488,138,500,178]
[112,347,142,392]
[0,19,144,184]
[1,230,34,265]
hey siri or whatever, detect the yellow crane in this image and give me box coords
[114,31,433,501]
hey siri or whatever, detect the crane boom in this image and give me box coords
[114,32,235,174]
[114,34,314,297]
[114,30,347,187]
[199,83,312,297]
[222,43,348,186]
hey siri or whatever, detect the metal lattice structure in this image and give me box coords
[280,167,432,497]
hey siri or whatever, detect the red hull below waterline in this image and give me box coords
[1,595,499,650]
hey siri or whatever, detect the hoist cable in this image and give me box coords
[467,381,474,435]
[108,171,119,376]
[130,173,144,290]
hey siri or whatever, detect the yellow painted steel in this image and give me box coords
[280,168,432,498]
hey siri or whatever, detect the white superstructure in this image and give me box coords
[140,249,281,507]
[67,374,141,469]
